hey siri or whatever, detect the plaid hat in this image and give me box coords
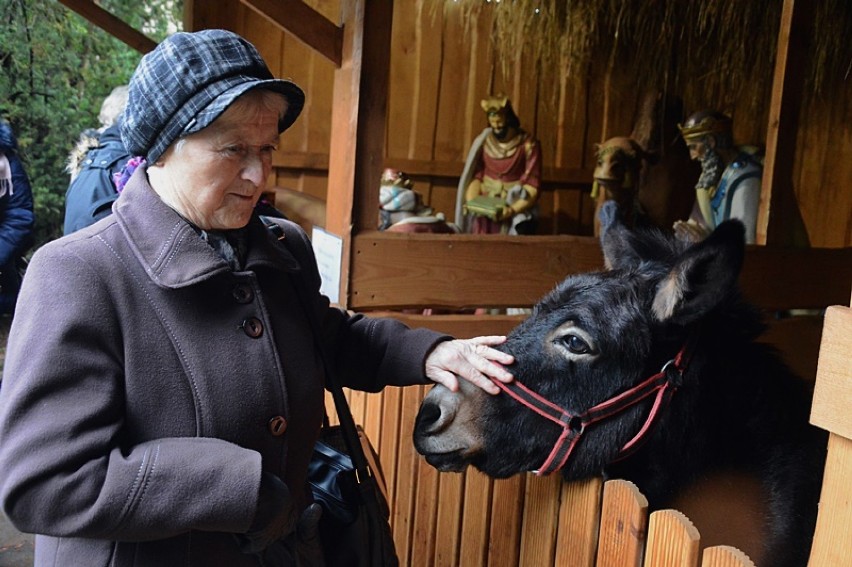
[121,29,304,163]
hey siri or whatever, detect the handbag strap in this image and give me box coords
[262,218,376,482]
[264,217,400,566]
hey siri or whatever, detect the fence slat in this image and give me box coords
[596,479,648,567]
[518,475,562,566]
[378,388,402,509]
[556,477,604,567]
[395,386,430,564]
[644,509,701,567]
[458,471,492,567]
[488,476,525,566]
[701,545,756,567]
[433,472,464,566]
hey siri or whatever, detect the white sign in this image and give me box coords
[310,226,343,305]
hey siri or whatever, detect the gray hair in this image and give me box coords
[99,86,129,128]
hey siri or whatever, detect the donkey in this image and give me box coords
[413,202,826,567]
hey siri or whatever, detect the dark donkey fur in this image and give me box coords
[413,203,826,566]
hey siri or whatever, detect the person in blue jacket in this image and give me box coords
[0,120,35,315]
[63,85,132,234]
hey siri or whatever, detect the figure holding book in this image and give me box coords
[456,95,541,234]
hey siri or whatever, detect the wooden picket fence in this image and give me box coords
[331,387,760,567]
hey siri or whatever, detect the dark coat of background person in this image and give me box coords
[0,121,35,315]
[64,85,132,235]
[63,123,131,234]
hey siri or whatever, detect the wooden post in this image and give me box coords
[326,0,393,307]
[757,0,814,246]
[808,301,852,566]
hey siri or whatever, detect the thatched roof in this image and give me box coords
[442,0,851,115]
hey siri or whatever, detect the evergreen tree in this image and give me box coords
[0,0,181,249]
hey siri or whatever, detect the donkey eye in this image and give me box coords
[563,335,590,354]
[548,322,596,359]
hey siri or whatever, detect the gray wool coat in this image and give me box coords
[0,169,445,566]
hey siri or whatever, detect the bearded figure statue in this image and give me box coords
[456,95,542,235]
[674,110,762,243]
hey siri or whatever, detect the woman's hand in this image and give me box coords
[425,336,514,395]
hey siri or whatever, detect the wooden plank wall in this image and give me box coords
[189,0,852,246]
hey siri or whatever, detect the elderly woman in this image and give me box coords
[0,30,512,566]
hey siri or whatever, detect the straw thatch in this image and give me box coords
[437,0,851,116]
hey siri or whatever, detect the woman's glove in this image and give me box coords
[259,504,325,566]
[236,472,296,554]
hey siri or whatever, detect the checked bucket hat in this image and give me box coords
[121,29,305,163]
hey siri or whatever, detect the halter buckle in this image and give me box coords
[660,358,684,388]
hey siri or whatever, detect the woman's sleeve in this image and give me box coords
[0,243,261,540]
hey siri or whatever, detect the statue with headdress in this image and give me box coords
[674,110,762,243]
[456,94,542,235]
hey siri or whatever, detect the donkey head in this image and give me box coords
[414,203,745,479]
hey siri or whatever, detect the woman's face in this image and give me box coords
[148,96,285,230]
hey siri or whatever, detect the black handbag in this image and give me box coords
[308,418,398,567]
[264,217,399,566]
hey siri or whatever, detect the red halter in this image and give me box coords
[491,339,696,476]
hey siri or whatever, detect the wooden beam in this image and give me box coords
[239,0,343,67]
[384,157,594,188]
[274,152,593,188]
[325,0,363,305]
[349,233,605,310]
[326,0,393,307]
[348,232,852,312]
[348,1,393,236]
[57,0,157,54]
[272,151,329,171]
[364,312,525,340]
[757,0,814,246]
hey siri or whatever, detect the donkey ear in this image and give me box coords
[599,201,641,270]
[652,220,746,324]
[599,201,675,270]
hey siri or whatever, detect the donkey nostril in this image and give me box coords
[416,401,442,432]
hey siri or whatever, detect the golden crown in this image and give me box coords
[481,94,509,114]
[678,114,732,141]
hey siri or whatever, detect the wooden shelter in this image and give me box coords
[60,0,852,564]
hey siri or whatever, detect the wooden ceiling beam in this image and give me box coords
[239,0,343,67]
[57,0,157,54]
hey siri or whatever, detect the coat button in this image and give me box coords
[241,317,263,338]
[232,284,253,304]
[268,416,287,436]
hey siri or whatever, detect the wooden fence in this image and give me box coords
[322,240,852,567]
[332,387,763,567]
